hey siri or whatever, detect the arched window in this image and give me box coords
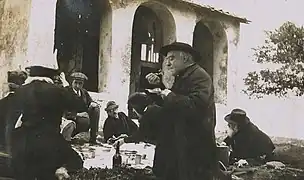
[130,6,163,93]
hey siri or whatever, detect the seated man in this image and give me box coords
[223,108,275,165]
[103,101,138,143]
[61,72,100,144]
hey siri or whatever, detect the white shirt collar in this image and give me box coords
[73,88,81,96]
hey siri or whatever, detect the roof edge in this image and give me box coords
[182,0,251,24]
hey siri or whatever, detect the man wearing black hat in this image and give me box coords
[223,109,275,165]
[61,72,101,144]
[144,42,217,180]
[103,101,138,143]
[8,65,87,180]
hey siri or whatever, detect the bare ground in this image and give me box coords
[235,137,304,180]
[72,133,304,179]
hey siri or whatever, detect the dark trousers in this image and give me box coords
[63,106,100,142]
[11,125,83,180]
[88,106,100,142]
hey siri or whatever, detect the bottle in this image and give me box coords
[112,141,122,168]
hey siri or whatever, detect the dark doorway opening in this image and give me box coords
[193,22,214,79]
[54,0,102,92]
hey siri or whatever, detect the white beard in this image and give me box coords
[228,126,238,137]
[162,59,176,89]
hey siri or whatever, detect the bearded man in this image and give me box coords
[145,42,218,180]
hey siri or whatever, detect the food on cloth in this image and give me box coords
[70,166,157,180]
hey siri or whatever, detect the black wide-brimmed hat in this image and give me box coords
[224,108,250,125]
[26,66,59,78]
[159,42,201,62]
[70,72,88,81]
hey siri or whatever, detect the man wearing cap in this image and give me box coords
[61,72,100,144]
[8,65,87,180]
[103,101,138,143]
[145,42,217,180]
[223,108,275,165]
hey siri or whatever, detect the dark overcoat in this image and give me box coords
[224,122,275,164]
[103,112,138,142]
[8,80,87,180]
[0,93,19,149]
[159,64,217,180]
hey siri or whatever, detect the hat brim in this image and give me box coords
[72,77,87,81]
[26,66,59,77]
[224,114,250,124]
[105,104,119,111]
[159,44,201,62]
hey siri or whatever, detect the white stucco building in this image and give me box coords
[0,0,249,130]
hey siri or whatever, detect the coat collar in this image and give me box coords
[23,76,54,85]
[176,63,199,79]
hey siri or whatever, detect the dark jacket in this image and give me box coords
[0,93,19,149]
[160,64,217,180]
[224,122,275,164]
[124,104,163,145]
[103,112,138,142]
[65,86,93,119]
[8,80,87,180]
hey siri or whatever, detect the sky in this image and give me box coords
[196,0,304,139]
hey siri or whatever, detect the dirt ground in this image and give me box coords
[71,133,304,180]
[233,137,304,180]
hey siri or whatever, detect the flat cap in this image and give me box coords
[70,72,88,81]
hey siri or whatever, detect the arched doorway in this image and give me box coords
[54,0,111,92]
[129,2,176,95]
[193,22,214,79]
[193,21,228,104]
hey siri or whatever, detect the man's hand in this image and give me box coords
[59,72,69,87]
[146,73,161,85]
[107,135,117,144]
[89,102,99,108]
[235,159,249,168]
[117,134,128,139]
[113,138,125,147]
[160,89,172,97]
[55,167,70,180]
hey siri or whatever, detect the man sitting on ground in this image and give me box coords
[103,101,138,143]
[223,108,275,166]
[61,72,100,144]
